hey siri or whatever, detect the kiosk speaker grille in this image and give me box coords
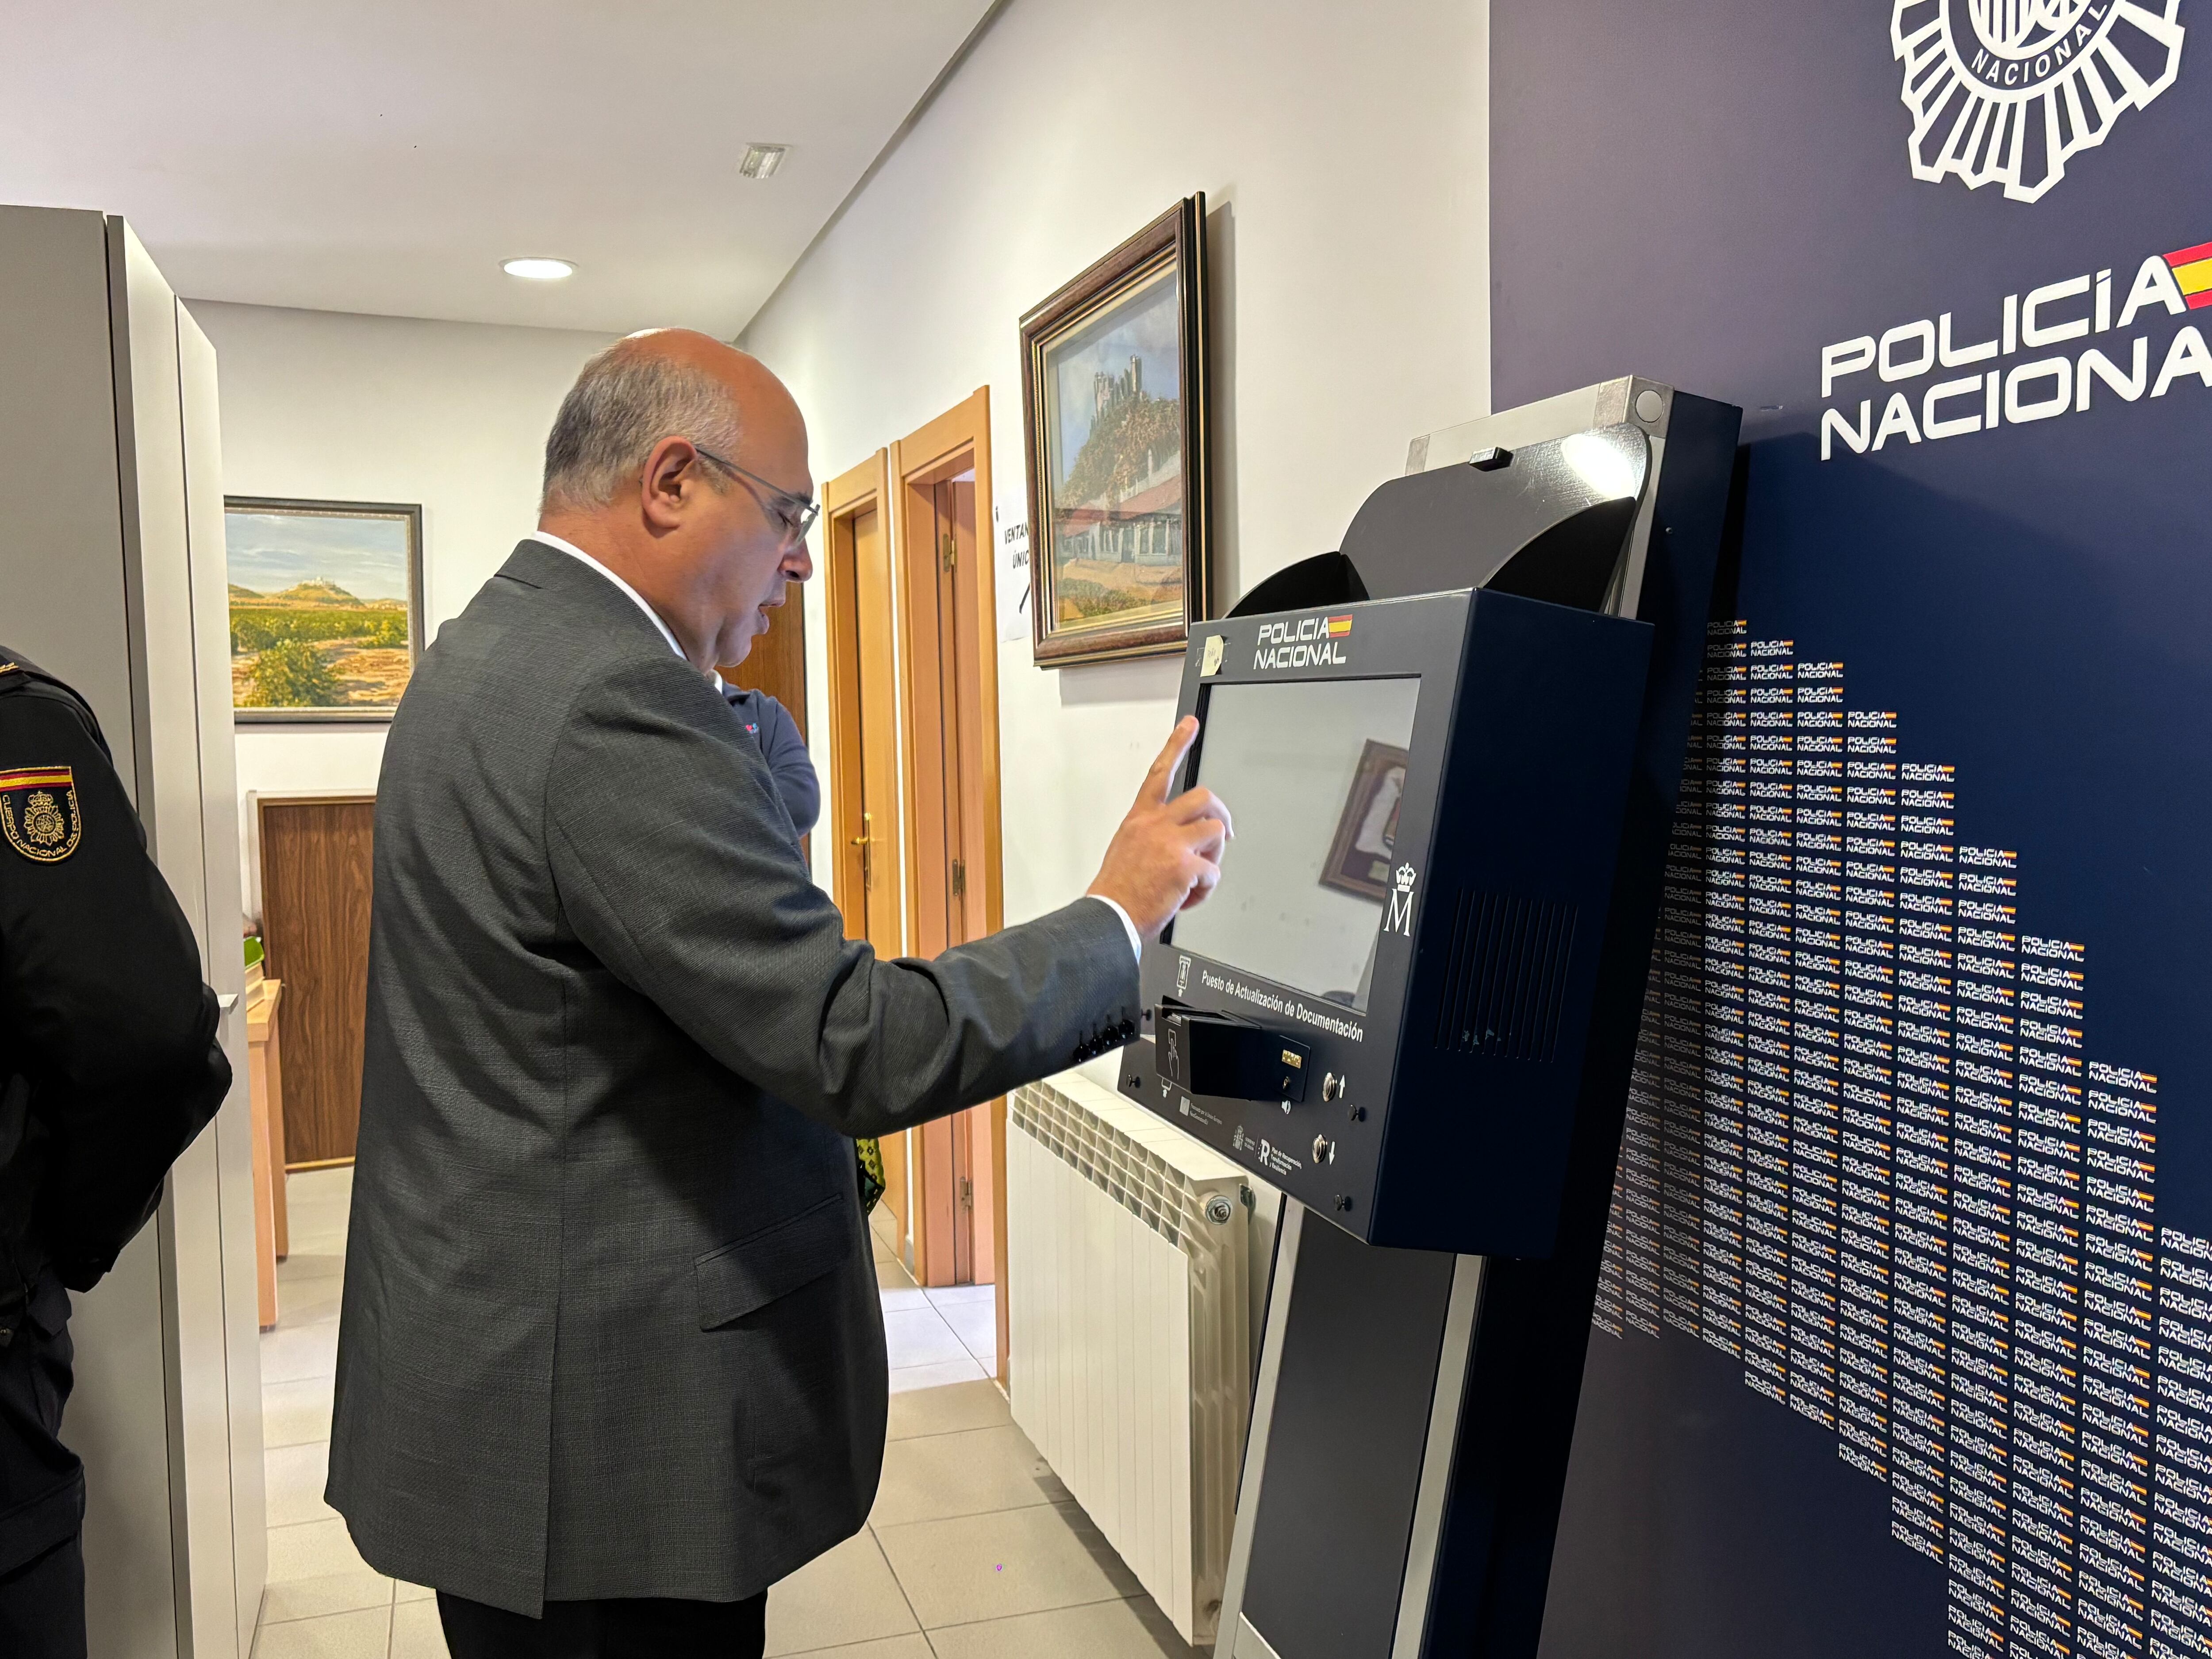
[1433,890,1577,1061]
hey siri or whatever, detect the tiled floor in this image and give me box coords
[254,1171,1192,1659]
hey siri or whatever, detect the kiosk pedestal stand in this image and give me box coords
[1118,380,1742,1659]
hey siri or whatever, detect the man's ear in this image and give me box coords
[639,436,699,531]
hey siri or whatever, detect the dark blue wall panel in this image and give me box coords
[1496,5,2212,1655]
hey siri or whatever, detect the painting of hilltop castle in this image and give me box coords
[1022,196,1210,666]
[225,499,423,721]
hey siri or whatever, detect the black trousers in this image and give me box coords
[0,1273,84,1659]
[437,1590,768,1659]
[0,1536,86,1659]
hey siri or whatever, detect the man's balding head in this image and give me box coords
[542,330,799,514]
[537,329,814,671]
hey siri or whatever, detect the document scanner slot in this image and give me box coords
[1158,1006,1310,1104]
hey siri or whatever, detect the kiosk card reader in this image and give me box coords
[1116,378,1741,1659]
[1144,586,1651,1257]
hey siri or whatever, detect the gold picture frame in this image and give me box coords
[1020,196,1211,667]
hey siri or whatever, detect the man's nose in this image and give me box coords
[784,541,815,581]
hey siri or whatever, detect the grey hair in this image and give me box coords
[539,342,744,512]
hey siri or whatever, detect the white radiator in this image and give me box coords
[1008,1071,1251,1647]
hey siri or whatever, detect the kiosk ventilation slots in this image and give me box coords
[1114,378,1742,1659]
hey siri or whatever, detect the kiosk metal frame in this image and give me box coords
[1123,377,1740,1659]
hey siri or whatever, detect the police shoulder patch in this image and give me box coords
[0,766,83,862]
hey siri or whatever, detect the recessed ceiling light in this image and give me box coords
[738,143,788,180]
[502,257,575,281]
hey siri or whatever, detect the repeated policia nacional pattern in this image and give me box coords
[1593,620,2212,1659]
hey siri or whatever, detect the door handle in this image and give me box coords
[852,812,874,889]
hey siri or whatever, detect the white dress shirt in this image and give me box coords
[529,530,1139,961]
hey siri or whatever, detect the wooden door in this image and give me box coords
[255,795,375,1167]
[823,451,913,1254]
[893,391,1007,1322]
[720,558,807,735]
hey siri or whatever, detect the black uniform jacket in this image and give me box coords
[0,649,230,1303]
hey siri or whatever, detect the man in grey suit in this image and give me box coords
[327,330,1229,1658]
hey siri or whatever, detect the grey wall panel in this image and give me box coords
[0,204,264,1659]
[179,298,267,1655]
[0,206,136,782]
[108,219,205,933]
[71,1236,182,1659]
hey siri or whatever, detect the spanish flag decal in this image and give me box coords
[1325,615,1353,637]
[0,766,82,862]
[2165,240,2212,311]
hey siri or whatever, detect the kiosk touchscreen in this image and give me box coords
[1138,587,1651,1257]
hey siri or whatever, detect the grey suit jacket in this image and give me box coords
[326,542,1137,1613]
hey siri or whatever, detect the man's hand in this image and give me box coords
[1087,717,1233,942]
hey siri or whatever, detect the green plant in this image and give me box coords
[244,639,342,707]
[230,606,408,653]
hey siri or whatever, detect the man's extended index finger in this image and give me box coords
[1141,716,1200,806]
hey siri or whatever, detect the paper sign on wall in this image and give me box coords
[995,502,1031,643]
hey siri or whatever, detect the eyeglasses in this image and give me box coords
[691,444,820,545]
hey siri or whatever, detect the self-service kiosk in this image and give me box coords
[1116,379,1742,1658]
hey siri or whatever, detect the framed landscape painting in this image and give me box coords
[225,498,424,722]
[1020,195,1211,667]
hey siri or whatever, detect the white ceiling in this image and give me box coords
[0,0,993,337]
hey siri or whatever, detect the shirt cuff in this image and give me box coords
[1087,894,1144,964]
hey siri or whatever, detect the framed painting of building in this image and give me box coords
[225,497,424,722]
[1020,195,1211,667]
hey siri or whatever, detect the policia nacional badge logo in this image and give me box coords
[1893,0,2186,202]
[0,767,83,862]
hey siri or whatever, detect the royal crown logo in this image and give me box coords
[1386,863,1418,937]
[1892,0,2186,203]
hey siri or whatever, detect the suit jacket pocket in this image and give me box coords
[695,1192,851,1331]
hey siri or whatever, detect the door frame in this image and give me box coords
[889,388,1013,1378]
[821,449,897,933]
[820,448,915,1266]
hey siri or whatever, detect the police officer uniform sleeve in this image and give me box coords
[0,675,230,1291]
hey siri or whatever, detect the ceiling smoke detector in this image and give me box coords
[737,143,789,180]
[502,257,575,281]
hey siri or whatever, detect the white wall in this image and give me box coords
[741,0,1490,935]
[190,302,611,914]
